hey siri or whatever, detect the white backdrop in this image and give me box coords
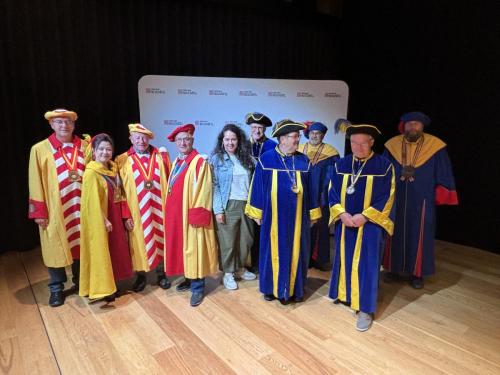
[138,75,349,157]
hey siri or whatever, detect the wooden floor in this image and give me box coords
[1,240,499,375]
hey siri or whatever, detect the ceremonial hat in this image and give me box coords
[271,119,306,138]
[398,111,430,133]
[245,112,272,127]
[334,118,381,139]
[128,123,154,138]
[167,123,195,142]
[303,121,328,139]
[44,108,78,122]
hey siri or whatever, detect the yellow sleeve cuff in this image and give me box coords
[329,204,346,225]
[309,207,322,221]
[362,206,394,235]
[245,204,263,220]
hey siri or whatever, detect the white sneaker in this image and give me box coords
[223,273,238,290]
[240,269,257,281]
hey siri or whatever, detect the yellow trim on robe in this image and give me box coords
[180,154,219,279]
[28,137,88,268]
[310,207,322,221]
[338,174,349,301]
[79,161,118,299]
[362,165,396,235]
[271,170,280,297]
[298,142,339,164]
[245,205,263,220]
[115,149,170,272]
[350,175,373,311]
[385,133,446,168]
[289,172,303,297]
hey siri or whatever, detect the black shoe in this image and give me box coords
[49,291,65,307]
[410,276,424,289]
[190,291,204,306]
[158,276,171,290]
[176,279,191,292]
[383,272,400,283]
[292,296,304,303]
[132,273,147,292]
[279,298,290,305]
[264,294,276,301]
[104,293,116,303]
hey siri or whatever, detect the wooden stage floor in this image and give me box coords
[1,240,499,374]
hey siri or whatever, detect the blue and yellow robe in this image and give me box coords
[298,142,339,266]
[246,147,321,300]
[329,153,395,313]
[383,134,458,277]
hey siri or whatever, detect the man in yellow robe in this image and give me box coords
[115,124,171,292]
[164,124,218,307]
[28,108,89,307]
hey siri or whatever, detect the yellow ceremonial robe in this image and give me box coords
[79,161,122,299]
[28,136,88,268]
[115,148,170,272]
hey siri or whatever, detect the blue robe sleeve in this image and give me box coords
[245,160,265,220]
[434,148,458,205]
[362,164,396,235]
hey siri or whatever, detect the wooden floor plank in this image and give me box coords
[2,241,500,374]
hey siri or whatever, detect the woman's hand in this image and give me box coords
[105,218,113,232]
[216,214,226,224]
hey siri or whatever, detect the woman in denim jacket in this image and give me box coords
[209,124,256,290]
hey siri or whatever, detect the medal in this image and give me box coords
[60,144,81,183]
[401,136,424,182]
[279,152,300,195]
[347,156,369,196]
[113,190,122,202]
[132,151,157,191]
[68,170,81,182]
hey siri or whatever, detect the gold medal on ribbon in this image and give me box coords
[68,170,81,182]
[132,152,156,191]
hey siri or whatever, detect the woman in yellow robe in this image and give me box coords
[79,134,134,302]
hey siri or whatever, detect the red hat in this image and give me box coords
[167,124,195,142]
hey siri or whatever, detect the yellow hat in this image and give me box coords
[44,108,78,122]
[128,123,154,139]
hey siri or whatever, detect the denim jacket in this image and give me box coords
[209,153,253,215]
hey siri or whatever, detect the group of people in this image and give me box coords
[29,108,457,331]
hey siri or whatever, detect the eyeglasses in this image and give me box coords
[175,137,193,143]
[52,119,74,125]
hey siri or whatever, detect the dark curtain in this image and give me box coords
[2,0,499,253]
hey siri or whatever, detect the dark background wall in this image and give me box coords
[2,0,499,253]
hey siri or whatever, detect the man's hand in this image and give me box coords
[351,214,368,227]
[339,213,355,227]
[310,219,319,227]
[216,214,226,224]
[105,218,113,232]
[254,219,262,226]
[125,218,134,231]
[34,218,49,229]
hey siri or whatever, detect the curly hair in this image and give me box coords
[211,124,254,171]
